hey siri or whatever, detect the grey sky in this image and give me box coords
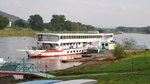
[0,0,150,27]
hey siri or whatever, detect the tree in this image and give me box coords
[96,28,104,33]
[0,16,9,29]
[113,45,127,60]
[51,15,66,31]
[15,19,26,27]
[65,20,73,31]
[122,37,136,49]
[28,14,44,31]
[44,23,54,30]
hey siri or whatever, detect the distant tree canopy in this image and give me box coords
[15,19,27,27]
[0,16,9,29]
[44,14,99,31]
[28,14,44,31]
[27,14,103,32]
[116,26,150,33]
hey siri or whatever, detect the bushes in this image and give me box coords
[113,46,127,60]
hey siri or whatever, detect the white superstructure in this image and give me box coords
[26,32,114,58]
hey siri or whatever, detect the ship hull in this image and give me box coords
[26,48,87,58]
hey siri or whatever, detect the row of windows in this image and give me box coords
[60,35,103,39]
[67,50,84,53]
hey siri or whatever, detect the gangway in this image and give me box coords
[0,59,55,79]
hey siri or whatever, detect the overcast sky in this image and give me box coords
[0,0,150,28]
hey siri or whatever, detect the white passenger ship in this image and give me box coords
[26,31,114,58]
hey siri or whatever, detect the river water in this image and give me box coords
[114,33,150,48]
[0,33,150,71]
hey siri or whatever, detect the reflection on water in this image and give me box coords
[28,55,82,71]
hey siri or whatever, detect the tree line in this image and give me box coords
[116,26,150,33]
[0,14,103,32]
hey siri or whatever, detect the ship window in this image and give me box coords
[74,50,75,53]
[64,36,66,39]
[99,35,102,38]
[74,36,76,39]
[78,36,80,39]
[60,36,62,39]
[77,50,78,52]
[66,36,68,39]
[38,35,43,41]
[67,51,69,53]
[71,36,72,39]
[105,43,108,46]
[62,36,65,39]
[70,51,72,53]
[79,50,81,52]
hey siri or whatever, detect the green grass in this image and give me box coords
[0,28,87,36]
[49,70,150,84]
[50,50,150,76]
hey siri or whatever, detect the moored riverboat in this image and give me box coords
[26,31,115,58]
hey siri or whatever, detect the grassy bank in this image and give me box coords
[50,50,150,76]
[0,28,87,37]
[49,70,150,84]
[45,51,150,84]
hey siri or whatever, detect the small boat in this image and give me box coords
[54,79,97,84]
[18,80,62,84]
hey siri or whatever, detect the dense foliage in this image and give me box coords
[28,14,44,31]
[44,15,97,31]
[15,19,27,28]
[0,12,103,31]
[0,16,9,29]
[113,46,127,60]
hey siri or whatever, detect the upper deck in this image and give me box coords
[37,33,113,43]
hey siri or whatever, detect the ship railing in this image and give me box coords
[0,62,39,73]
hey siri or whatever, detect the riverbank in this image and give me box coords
[49,50,150,84]
[50,50,150,76]
[0,28,87,37]
[16,50,150,84]
[0,28,37,37]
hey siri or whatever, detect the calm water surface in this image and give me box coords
[0,37,82,71]
[114,33,150,48]
[0,33,150,71]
